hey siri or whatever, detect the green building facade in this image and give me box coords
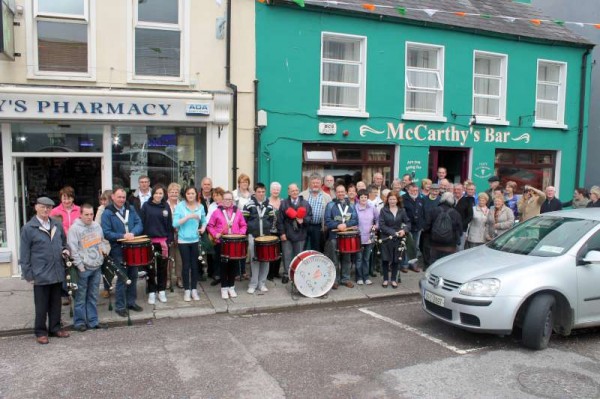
[256,0,593,195]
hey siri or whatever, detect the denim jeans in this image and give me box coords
[355,243,373,282]
[324,239,352,283]
[114,255,138,311]
[74,268,101,328]
[282,239,305,277]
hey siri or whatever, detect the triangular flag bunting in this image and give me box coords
[423,9,437,17]
[575,22,584,27]
[454,12,466,17]
[503,16,516,23]
[362,3,376,11]
[396,7,406,16]
[480,14,491,19]
[553,20,565,26]
[293,0,305,7]
[594,24,600,29]
[530,19,542,25]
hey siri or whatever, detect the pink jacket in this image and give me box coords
[207,205,247,243]
[49,203,81,235]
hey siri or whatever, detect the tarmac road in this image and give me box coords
[1,298,599,399]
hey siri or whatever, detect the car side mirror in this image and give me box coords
[582,250,600,264]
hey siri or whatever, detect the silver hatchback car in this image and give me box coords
[420,209,600,350]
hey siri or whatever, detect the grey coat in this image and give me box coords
[20,216,68,285]
[486,205,515,240]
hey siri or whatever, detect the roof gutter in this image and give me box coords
[226,0,238,186]
[575,48,591,187]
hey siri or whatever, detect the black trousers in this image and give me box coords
[148,244,168,293]
[34,282,63,337]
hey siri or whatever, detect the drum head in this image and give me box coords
[290,251,336,298]
[255,235,278,243]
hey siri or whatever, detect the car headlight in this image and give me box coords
[459,278,501,297]
[424,270,431,280]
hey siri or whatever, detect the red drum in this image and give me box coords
[290,250,336,298]
[254,235,280,262]
[221,234,248,260]
[336,230,361,254]
[122,238,153,267]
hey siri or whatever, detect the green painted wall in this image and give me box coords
[256,3,590,196]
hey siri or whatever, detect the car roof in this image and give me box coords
[542,208,600,221]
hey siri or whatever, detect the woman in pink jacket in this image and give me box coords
[207,191,247,299]
[50,186,81,235]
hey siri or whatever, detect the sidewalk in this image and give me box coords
[0,271,423,336]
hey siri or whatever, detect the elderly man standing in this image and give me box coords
[301,174,332,252]
[277,183,313,284]
[372,172,386,198]
[322,175,335,197]
[541,186,563,213]
[20,196,71,344]
[198,177,214,281]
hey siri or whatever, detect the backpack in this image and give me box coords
[431,208,454,244]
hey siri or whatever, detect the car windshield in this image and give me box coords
[487,216,598,257]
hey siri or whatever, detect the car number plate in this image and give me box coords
[424,290,445,307]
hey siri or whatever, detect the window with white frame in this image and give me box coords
[319,33,367,116]
[535,60,567,127]
[32,0,91,75]
[404,43,444,119]
[133,0,183,79]
[473,51,508,123]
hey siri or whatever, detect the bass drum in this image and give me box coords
[289,250,336,298]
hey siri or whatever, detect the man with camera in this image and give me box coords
[518,185,546,221]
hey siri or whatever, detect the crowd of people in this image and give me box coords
[19,166,600,344]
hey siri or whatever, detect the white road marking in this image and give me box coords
[358,308,488,355]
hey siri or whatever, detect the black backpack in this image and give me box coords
[431,208,454,244]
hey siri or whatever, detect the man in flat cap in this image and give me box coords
[485,176,500,202]
[20,196,71,344]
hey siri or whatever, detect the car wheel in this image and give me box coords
[521,294,555,350]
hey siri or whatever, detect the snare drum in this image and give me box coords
[221,234,248,260]
[290,250,336,298]
[336,230,361,254]
[122,238,153,267]
[254,235,280,262]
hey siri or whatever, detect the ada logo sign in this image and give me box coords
[185,103,210,116]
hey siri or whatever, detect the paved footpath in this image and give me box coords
[0,271,422,336]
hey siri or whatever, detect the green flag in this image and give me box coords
[293,0,305,7]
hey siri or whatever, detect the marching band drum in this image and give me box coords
[289,250,336,298]
[220,234,248,260]
[254,235,280,262]
[121,238,153,267]
[336,230,361,254]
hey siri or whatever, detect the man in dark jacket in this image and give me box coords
[453,183,475,250]
[541,186,563,213]
[424,192,463,264]
[243,183,276,293]
[277,183,313,284]
[402,183,425,268]
[20,196,71,344]
[325,184,359,289]
[101,187,144,317]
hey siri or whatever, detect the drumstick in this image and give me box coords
[117,235,148,242]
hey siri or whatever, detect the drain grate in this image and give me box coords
[518,368,600,399]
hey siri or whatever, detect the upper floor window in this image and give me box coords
[318,32,368,118]
[473,51,508,125]
[403,42,445,122]
[535,60,567,129]
[29,0,94,79]
[131,0,188,83]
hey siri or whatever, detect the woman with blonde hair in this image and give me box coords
[587,186,600,208]
[166,182,183,289]
[466,192,490,248]
[486,195,515,240]
[233,173,253,209]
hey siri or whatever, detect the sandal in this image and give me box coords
[391,282,398,289]
[382,281,388,288]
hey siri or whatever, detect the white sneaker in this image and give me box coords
[221,288,229,299]
[365,279,373,285]
[247,287,256,294]
[259,285,269,292]
[191,289,200,301]
[183,290,191,302]
[158,291,167,303]
[357,280,364,285]
[228,287,238,298]
[138,270,147,278]
[148,292,156,305]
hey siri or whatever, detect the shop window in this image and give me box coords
[403,42,445,122]
[112,125,205,193]
[318,32,368,118]
[131,0,188,82]
[473,51,507,125]
[535,60,567,129]
[302,144,393,189]
[495,150,555,193]
[11,124,103,153]
[29,0,94,78]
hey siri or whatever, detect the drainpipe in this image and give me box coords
[253,79,259,184]
[575,49,591,187]
[226,0,238,186]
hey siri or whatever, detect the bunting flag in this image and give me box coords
[256,0,600,30]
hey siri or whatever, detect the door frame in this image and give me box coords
[429,147,471,183]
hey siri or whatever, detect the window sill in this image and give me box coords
[317,109,370,118]
[128,77,190,86]
[402,113,447,123]
[473,117,510,126]
[533,121,568,130]
[27,73,96,82]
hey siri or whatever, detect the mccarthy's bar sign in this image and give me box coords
[360,123,531,145]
